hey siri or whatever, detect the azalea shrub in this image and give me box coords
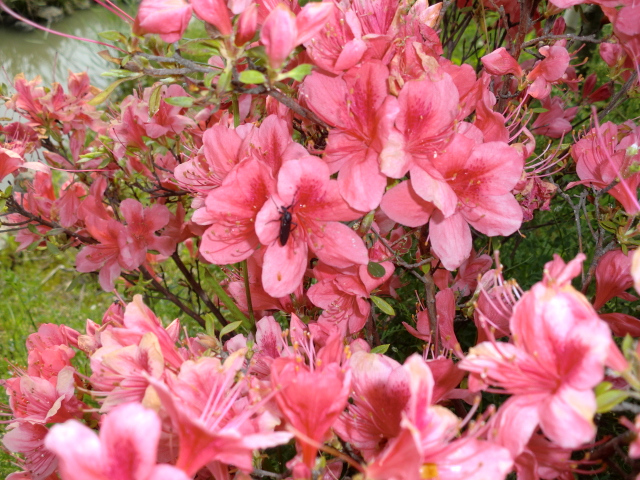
[1,0,640,478]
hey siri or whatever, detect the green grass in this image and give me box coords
[0,237,114,475]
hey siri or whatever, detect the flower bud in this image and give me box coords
[235,3,258,46]
[191,0,233,36]
[261,4,298,69]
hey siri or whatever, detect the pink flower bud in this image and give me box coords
[191,0,233,36]
[552,16,566,35]
[481,47,523,77]
[261,4,298,69]
[235,3,258,46]
[135,0,193,43]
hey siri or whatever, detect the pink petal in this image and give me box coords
[539,387,597,449]
[337,149,387,211]
[429,211,472,271]
[45,421,105,480]
[101,403,161,480]
[410,165,458,218]
[262,237,309,298]
[380,180,434,227]
[309,221,368,269]
[460,193,523,236]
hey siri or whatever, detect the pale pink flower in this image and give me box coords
[44,403,191,480]
[135,0,193,43]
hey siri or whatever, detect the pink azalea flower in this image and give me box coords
[481,47,523,77]
[568,120,640,215]
[527,44,571,99]
[301,61,399,211]
[174,122,254,205]
[381,139,524,270]
[0,146,24,181]
[304,5,366,74]
[364,355,513,480]
[261,3,334,69]
[119,199,175,269]
[135,0,193,43]
[255,156,368,297]
[593,249,637,310]
[193,158,275,264]
[307,260,394,338]
[149,351,292,476]
[89,332,165,412]
[335,352,411,459]
[380,74,460,179]
[460,254,613,449]
[4,367,85,424]
[271,355,351,469]
[75,217,129,291]
[2,422,58,480]
[44,402,191,480]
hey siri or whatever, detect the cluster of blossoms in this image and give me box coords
[1,0,640,477]
[0,254,635,480]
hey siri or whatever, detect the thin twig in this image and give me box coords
[171,252,228,326]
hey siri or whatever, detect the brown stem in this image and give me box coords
[138,265,206,328]
[171,252,228,326]
[6,197,96,245]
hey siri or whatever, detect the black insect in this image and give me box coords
[277,201,296,246]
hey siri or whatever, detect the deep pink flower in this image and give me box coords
[379,74,460,180]
[76,216,129,291]
[119,199,175,269]
[271,356,351,469]
[255,156,368,297]
[481,47,523,77]
[302,61,398,211]
[194,158,275,264]
[307,260,394,338]
[381,139,524,270]
[568,121,640,215]
[461,254,612,449]
[150,352,292,476]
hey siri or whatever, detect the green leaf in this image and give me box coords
[594,381,612,396]
[164,96,195,108]
[148,85,163,116]
[98,157,112,169]
[219,320,243,338]
[367,261,386,278]
[371,295,395,316]
[101,69,138,79]
[46,241,60,255]
[279,63,313,82]
[98,30,127,43]
[204,72,217,89]
[217,68,232,95]
[44,228,65,237]
[204,313,217,337]
[530,107,549,113]
[27,224,41,235]
[66,275,85,292]
[239,69,267,84]
[89,75,142,105]
[622,334,634,358]
[370,344,390,354]
[596,389,629,413]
